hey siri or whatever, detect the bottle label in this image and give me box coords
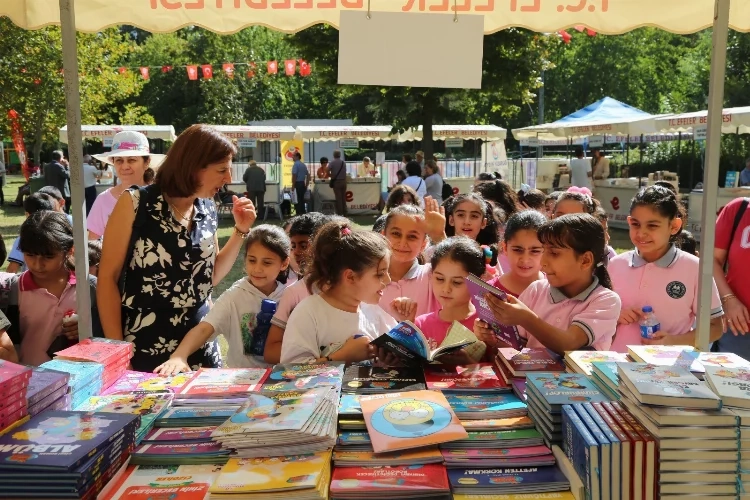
[640,323,660,340]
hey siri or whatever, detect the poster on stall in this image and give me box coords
[523,160,537,189]
[481,140,508,179]
[280,140,304,187]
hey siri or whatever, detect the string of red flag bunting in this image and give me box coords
[557,25,597,44]
[126,60,312,80]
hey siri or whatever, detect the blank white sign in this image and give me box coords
[338,11,484,89]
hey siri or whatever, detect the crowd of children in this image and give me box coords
[0,176,726,371]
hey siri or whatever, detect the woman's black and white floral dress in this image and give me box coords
[122,185,222,372]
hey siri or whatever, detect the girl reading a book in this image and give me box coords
[0,211,101,366]
[608,186,724,352]
[475,214,621,354]
[487,210,546,297]
[280,220,397,364]
[154,225,291,374]
[415,237,486,364]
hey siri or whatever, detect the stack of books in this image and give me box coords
[130,440,232,465]
[495,347,566,400]
[0,360,31,432]
[333,446,444,467]
[209,450,332,499]
[590,361,620,400]
[25,366,70,416]
[173,368,270,405]
[53,338,133,391]
[448,465,570,496]
[262,362,345,392]
[625,345,750,379]
[424,363,508,393]
[0,410,139,499]
[211,386,339,457]
[565,351,629,376]
[100,464,223,500]
[441,444,556,468]
[525,372,609,446]
[330,463,451,499]
[444,392,527,420]
[101,370,193,395]
[154,406,240,427]
[38,358,103,410]
[617,361,733,499]
[338,393,365,431]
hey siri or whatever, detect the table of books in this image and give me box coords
[0,338,749,499]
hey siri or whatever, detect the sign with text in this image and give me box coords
[445,138,464,148]
[281,140,303,187]
[524,137,540,147]
[103,138,113,148]
[238,138,257,148]
[339,138,359,149]
[338,11,483,89]
[725,171,738,188]
[695,125,708,141]
[375,152,386,166]
[589,135,605,148]
[481,140,508,180]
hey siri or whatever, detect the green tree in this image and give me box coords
[0,18,147,164]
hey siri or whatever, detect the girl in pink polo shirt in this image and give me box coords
[442,193,501,274]
[415,237,485,364]
[609,186,724,352]
[476,214,621,353]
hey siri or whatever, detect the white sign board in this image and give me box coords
[589,135,605,148]
[524,160,537,189]
[695,125,708,141]
[481,140,508,180]
[339,139,359,149]
[375,152,386,166]
[237,138,257,148]
[103,138,113,148]
[524,137,539,147]
[338,11,484,89]
[445,138,464,149]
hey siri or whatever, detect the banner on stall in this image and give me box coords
[481,140,508,179]
[523,160,537,189]
[445,138,464,149]
[238,139,257,148]
[339,138,358,149]
[345,187,381,215]
[281,140,304,187]
[589,135,604,148]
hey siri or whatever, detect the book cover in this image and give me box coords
[370,321,475,363]
[133,441,229,457]
[343,365,426,393]
[425,364,509,392]
[466,274,524,350]
[447,465,569,490]
[574,404,613,500]
[338,394,362,416]
[159,407,238,421]
[626,345,700,370]
[330,463,450,493]
[699,352,750,370]
[526,373,608,409]
[617,363,721,409]
[178,368,270,396]
[498,348,566,377]
[102,371,193,395]
[704,366,750,409]
[333,447,443,464]
[566,351,629,376]
[562,405,600,500]
[101,464,223,500]
[209,451,331,494]
[0,411,138,471]
[143,427,217,443]
[25,367,70,407]
[445,393,527,414]
[441,446,552,460]
[54,338,130,365]
[38,359,103,391]
[0,360,32,387]
[337,431,371,446]
[262,362,344,392]
[591,362,618,388]
[360,390,468,453]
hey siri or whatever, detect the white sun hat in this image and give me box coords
[93,131,166,167]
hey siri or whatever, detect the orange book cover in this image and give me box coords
[360,389,468,453]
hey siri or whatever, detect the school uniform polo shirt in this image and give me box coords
[379,261,438,320]
[518,277,620,351]
[18,270,78,366]
[609,245,724,353]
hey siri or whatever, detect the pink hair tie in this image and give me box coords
[567,186,593,197]
[341,227,352,236]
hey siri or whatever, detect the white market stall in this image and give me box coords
[208,125,297,210]
[295,125,398,215]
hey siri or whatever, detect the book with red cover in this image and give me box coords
[0,360,32,388]
[612,401,656,500]
[603,401,645,500]
[424,363,509,392]
[177,368,270,397]
[497,348,566,377]
[330,463,450,497]
[54,338,131,365]
[593,402,632,500]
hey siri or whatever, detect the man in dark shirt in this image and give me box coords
[327,150,347,216]
[43,150,71,213]
[242,160,266,214]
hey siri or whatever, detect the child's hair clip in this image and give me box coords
[341,227,352,236]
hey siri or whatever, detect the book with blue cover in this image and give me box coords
[448,465,569,494]
[338,394,362,416]
[562,405,600,500]
[526,373,609,412]
[155,406,239,427]
[583,403,621,500]
[262,361,345,392]
[370,321,475,363]
[573,404,612,500]
[445,393,527,419]
[39,359,103,393]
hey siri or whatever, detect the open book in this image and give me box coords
[465,274,524,350]
[370,321,479,364]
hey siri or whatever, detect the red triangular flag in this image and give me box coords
[140,67,150,80]
[201,65,213,79]
[586,28,597,36]
[162,65,173,73]
[187,65,198,80]
[284,59,296,76]
[246,62,256,78]
[222,63,235,79]
[299,60,311,77]
[267,60,277,75]
[557,30,572,44]
[118,67,127,74]
[573,25,585,32]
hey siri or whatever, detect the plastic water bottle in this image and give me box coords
[249,299,277,357]
[640,306,661,340]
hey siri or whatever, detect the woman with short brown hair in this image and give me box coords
[97,124,257,372]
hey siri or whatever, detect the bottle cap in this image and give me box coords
[642,306,653,313]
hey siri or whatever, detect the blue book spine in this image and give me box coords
[563,405,600,500]
[584,403,621,500]
[574,404,611,500]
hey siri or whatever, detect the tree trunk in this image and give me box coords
[32,111,45,166]
[421,92,435,162]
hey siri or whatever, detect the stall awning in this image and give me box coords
[59,124,176,143]
[294,126,396,142]
[403,125,507,141]
[654,106,750,135]
[209,125,297,141]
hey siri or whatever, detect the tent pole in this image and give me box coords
[638,134,644,186]
[60,0,91,340]
[697,0,731,352]
[677,132,682,175]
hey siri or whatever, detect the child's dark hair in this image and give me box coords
[143,167,155,184]
[289,212,328,238]
[546,191,563,204]
[630,185,686,242]
[555,191,600,215]
[87,240,102,268]
[23,192,55,214]
[504,210,547,243]
[0,234,6,268]
[474,179,519,217]
[244,224,291,284]
[37,186,64,203]
[307,220,389,293]
[18,211,75,270]
[538,214,612,290]
[593,206,608,224]
[384,204,425,232]
[444,192,500,248]
[386,184,420,211]
[430,236,485,278]
[654,180,677,196]
[518,188,546,210]
[678,229,698,256]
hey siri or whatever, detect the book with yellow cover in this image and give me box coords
[454,492,576,500]
[209,450,331,496]
[333,447,443,466]
[360,389,468,453]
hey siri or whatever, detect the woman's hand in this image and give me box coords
[231,196,257,233]
[391,297,418,322]
[724,297,750,335]
[618,308,644,325]
[154,355,191,376]
[485,293,535,327]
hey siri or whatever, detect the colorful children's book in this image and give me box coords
[102,370,193,395]
[0,360,32,388]
[370,321,476,364]
[333,447,444,467]
[617,362,721,409]
[360,389,468,453]
[75,391,174,442]
[562,405,600,500]
[566,351,630,376]
[54,337,131,365]
[444,393,527,419]
[177,368,270,398]
[343,365,426,394]
[262,362,344,392]
[448,465,570,495]
[425,363,509,392]
[466,274,524,350]
[703,366,750,409]
[142,426,217,443]
[525,372,609,412]
[38,359,103,392]
[338,393,363,417]
[25,367,70,407]
[130,441,231,465]
[101,464,223,500]
[698,352,750,370]
[498,348,566,377]
[155,406,240,427]
[330,463,450,497]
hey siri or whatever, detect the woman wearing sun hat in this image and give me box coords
[87,131,163,240]
[97,124,256,373]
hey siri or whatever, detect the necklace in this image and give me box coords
[169,201,194,221]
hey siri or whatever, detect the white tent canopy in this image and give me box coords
[294,125,396,142]
[654,106,750,135]
[59,124,176,143]
[209,125,296,141]
[404,125,507,141]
